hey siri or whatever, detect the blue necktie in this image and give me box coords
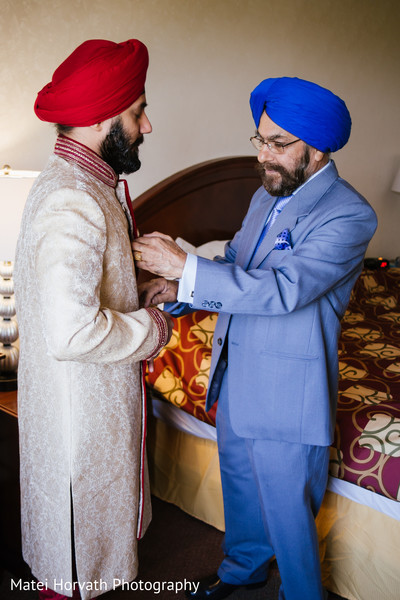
[253,195,292,255]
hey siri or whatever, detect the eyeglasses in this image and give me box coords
[250,135,301,154]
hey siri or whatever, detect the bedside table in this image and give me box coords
[0,388,26,575]
[0,388,17,418]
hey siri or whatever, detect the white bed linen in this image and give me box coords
[149,394,400,521]
[327,477,400,520]
[150,395,217,441]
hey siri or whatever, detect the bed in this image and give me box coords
[132,156,400,600]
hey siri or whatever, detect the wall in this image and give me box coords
[1,0,399,257]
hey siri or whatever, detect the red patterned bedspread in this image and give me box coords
[333,268,400,500]
[147,268,400,501]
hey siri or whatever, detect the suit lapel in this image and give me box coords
[249,196,300,268]
[235,197,275,267]
[244,161,340,269]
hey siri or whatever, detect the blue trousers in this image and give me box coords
[215,373,329,600]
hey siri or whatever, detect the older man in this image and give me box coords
[133,77,377,600]
[14,39,172,600]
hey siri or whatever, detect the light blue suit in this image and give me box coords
[173,161,377,599]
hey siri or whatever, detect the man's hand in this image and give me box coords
[138,278,178,308]
[132,232,187,279]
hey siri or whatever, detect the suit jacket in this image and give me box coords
[187,161,377,446]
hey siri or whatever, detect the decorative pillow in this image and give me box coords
[147,310,218,425]
[189,313,217,348]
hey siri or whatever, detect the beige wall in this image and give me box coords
[1,0,399,257]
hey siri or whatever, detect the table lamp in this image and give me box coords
[391,166,400,194]
[0,165,39,390]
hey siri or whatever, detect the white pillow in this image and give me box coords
[175,237,197,254]
[175,237,228,260]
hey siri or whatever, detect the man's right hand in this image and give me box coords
[138,278,178,308]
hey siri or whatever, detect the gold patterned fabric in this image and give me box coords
[147,268,400,502]
[148,311,218,426]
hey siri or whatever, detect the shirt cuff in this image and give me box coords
[177,252,197,303]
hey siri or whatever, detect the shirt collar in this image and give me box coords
[54,134,118,188]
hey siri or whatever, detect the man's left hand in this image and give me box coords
[138,278,178,308]
[132,232,187,279]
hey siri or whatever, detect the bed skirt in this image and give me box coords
[147,415,400,600]
[147,413,224,531]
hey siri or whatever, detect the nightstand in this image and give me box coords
[0,389,27,576]
[0,389,17,418]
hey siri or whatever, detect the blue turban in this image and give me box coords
[250,77,351,153]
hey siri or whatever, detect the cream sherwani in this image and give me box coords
[14,136,167,599]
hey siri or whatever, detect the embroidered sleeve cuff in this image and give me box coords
[145,307,169,358]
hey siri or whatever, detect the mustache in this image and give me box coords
[132,135,144,150]
[256,161,288,176]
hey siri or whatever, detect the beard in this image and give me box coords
[256,147,310,196]
[100,118,144,175]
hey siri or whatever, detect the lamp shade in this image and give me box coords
[0,166,39,261]
[391,166,400,193]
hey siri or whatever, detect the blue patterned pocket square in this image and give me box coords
[274,228,292,250]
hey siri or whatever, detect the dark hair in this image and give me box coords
[55,123,74,136]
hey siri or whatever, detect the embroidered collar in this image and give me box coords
[54,134,118,188]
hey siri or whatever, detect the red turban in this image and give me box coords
[34,39,149,126]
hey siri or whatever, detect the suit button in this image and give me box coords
[217,338,223,345]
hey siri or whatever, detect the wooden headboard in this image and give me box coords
[132,156,260,246]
